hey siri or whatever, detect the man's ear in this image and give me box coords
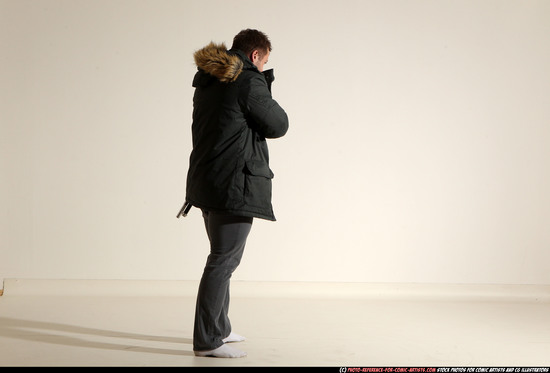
[249,49,259,62]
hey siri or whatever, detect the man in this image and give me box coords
[178,29,289,358]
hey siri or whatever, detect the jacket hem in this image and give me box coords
[185,200,276,221]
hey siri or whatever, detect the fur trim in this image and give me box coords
[194,42,243,83]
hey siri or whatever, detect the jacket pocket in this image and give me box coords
[243,160,273,208]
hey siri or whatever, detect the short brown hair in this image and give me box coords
[231,29,272,57]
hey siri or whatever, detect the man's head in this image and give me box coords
[232,29,271,72]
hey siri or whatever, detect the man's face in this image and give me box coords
[252,49,270,72]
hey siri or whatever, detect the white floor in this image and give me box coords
[0,280,549,367]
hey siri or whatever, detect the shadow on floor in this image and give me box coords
[0,317,194,356]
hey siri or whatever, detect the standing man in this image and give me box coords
[178,29,289,358]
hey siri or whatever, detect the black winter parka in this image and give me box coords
[184,43,289,221]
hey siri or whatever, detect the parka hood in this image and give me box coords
[193,42,244,83]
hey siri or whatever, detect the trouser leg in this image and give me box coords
[193,210,253,351]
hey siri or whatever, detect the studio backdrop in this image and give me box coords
[1,0,549,285]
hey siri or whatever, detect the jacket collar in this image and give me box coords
[229,48,260,73]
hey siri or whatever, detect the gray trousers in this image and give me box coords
[193,210,253,351]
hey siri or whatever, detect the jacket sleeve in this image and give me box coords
[241,73,289,139]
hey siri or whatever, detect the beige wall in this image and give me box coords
[2,0,549,284]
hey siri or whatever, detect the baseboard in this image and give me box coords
[2,278,550,302]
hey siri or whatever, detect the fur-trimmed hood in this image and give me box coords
[193,42,244,83]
